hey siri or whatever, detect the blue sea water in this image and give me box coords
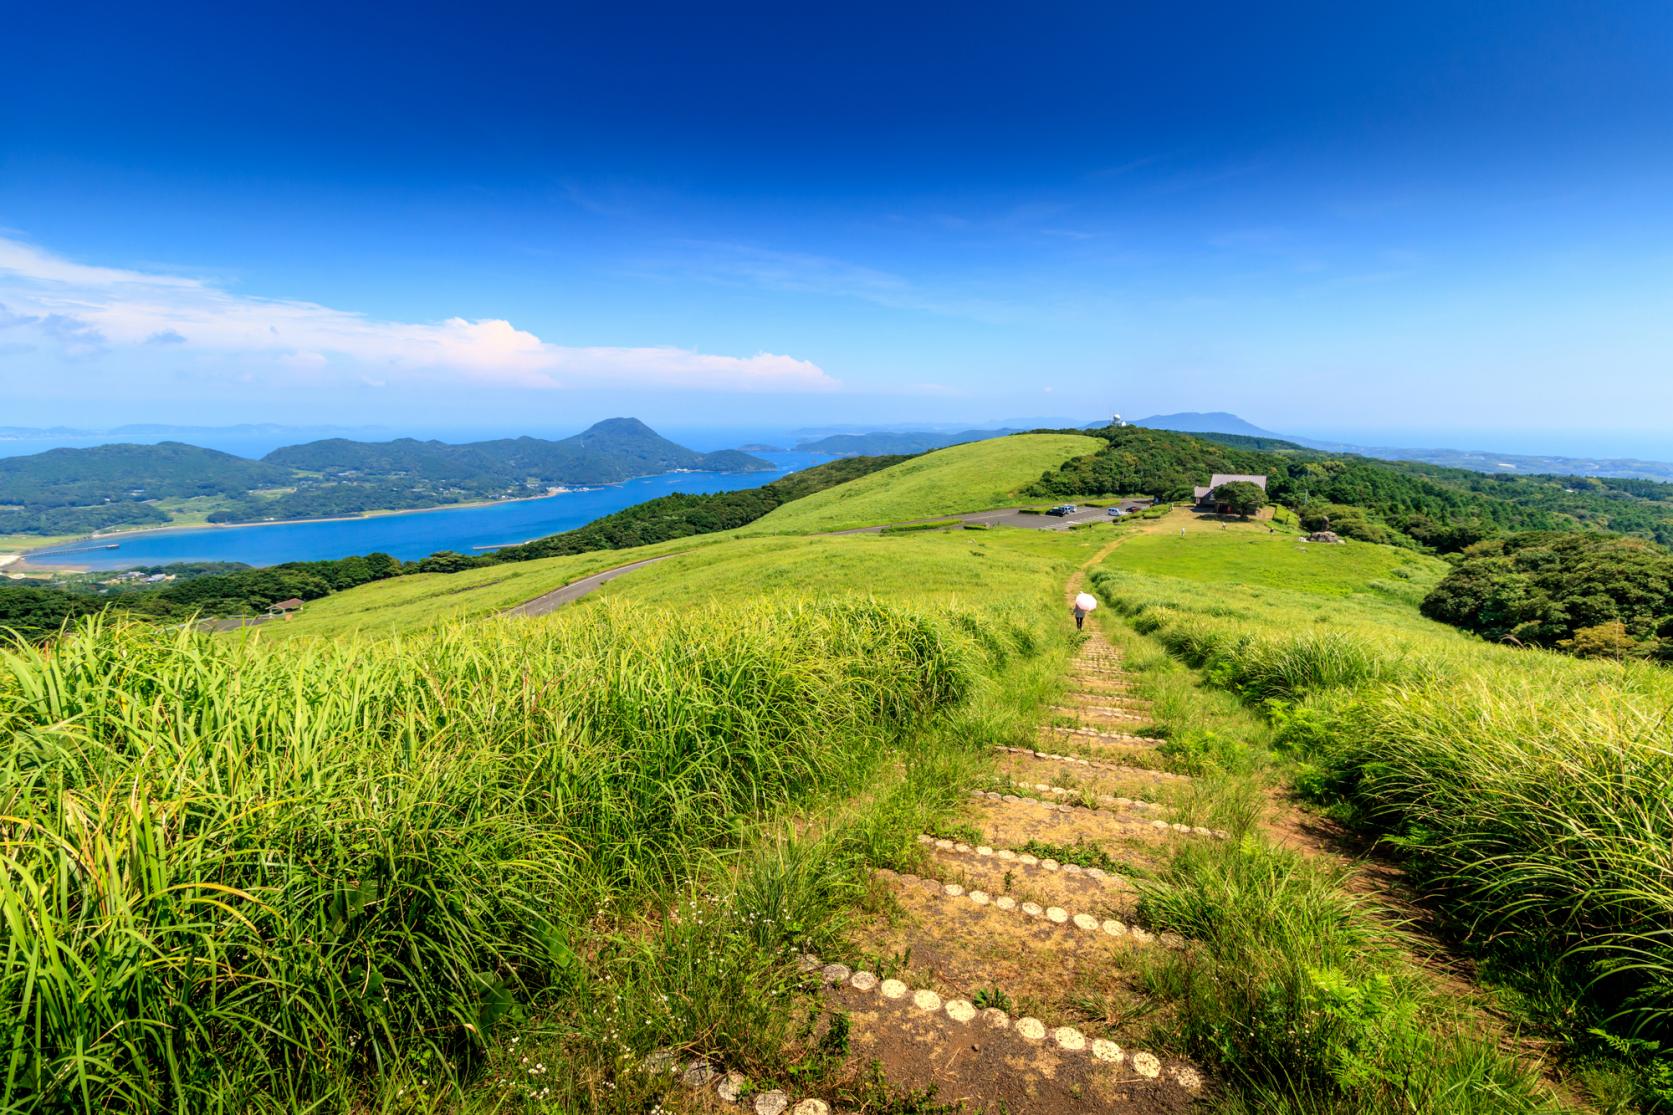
[24,452,826,570]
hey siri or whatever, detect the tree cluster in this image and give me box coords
[1420,532,1673,658]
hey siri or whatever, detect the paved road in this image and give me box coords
[504,555,673,617]
[835,500,1154,535]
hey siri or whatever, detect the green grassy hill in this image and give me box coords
[746,432,1099,532]
[8,444,1666,1113]
[246,434,1100,641]
[1091,509,1673,1108]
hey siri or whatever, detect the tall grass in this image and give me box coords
[1092,565,1673,1099]
[0,598,983,1112]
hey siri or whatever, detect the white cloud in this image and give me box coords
[0,235,837,393]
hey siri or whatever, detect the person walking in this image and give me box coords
[1072,591,1097,630]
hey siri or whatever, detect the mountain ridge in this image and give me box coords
[0,419,773,538]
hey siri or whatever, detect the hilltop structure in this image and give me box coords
[1194,473,1268,514]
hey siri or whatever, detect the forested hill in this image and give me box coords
[1029,425,1673,550]
[0,443,293,536]
[265,418,768,484]
[0,419,774,536]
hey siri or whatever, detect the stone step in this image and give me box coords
[879,866,1165,945]
[985,774,1166,814]
[1040,725,1161,748]
[915,836,1141,917]
[811,957,1202,1112]
[1052,704,1150,722]
[972,789,1227,839]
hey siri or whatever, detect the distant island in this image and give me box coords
[1128,411,1673,483]
[0,418,772,541]
[793,428,1020,455]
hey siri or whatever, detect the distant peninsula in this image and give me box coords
[0,418,772,540]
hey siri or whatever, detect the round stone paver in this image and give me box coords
[1053,1027,1087,1052]
[1045,906,1069,924]
[1021,902,1044,917]
[944,883,965,897]
[754,1090,790,1115]
[1102,919,1127,937]
[819,963,850,985]
[1072,913,1100,931]
[944,999,977,1023]
[880,978,908,1000]
[912,988,943,1012]
[1091,1038,1123,1063]
[1131,1052,1162,1078]
[850,970,879,992]
[792,1101,830,1115]
[980,1007,1010,1029]
[717,1071,748,1102]
[1015,1017,1047,1041]
[681,1062,716,1087]
[969,890,990,905]
[994,896,1016,911]
[1173,1066,1203,1091]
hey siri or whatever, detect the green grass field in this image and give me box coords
[253,433,1105,642]
[598,528,1105,612]
[1102,511,1450,606]
[746,432,1100,533]
[1092,511,1673,1109]
[245,536,721,640]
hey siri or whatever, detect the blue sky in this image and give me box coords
[3,0,1671,449]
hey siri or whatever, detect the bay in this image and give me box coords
[24,451,826,570]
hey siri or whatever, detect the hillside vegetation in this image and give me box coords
[1034,425,1673,550]
[1422,531,1673,658]
[749,432,1100,533]
[1091,514,1673,1105]
[1,585,1054,1111]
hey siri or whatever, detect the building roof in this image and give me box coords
[1196,473,1268,501]
[1208,473,1268,490]
[270,597,305,610]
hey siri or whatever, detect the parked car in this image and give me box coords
[1046,504,1077,517]
[1107,506,1127,517]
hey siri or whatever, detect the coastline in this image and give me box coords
[12,487,584,571]
[14,462,796,572]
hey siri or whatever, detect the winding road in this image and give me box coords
[503,555,674,617]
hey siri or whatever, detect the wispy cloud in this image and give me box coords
[655,240,1033,323]
[0,235,837,393]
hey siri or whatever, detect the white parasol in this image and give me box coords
[1074,592,1097,612]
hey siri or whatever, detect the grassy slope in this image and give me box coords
[249,536,723,640]
[254,434,1105,641]
[746,433,1100,533]
[1093,509,1671,1110]
[595,528,1106,612]
[1104,512,1449,603]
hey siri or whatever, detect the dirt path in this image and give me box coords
[800,626,1207,1113]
